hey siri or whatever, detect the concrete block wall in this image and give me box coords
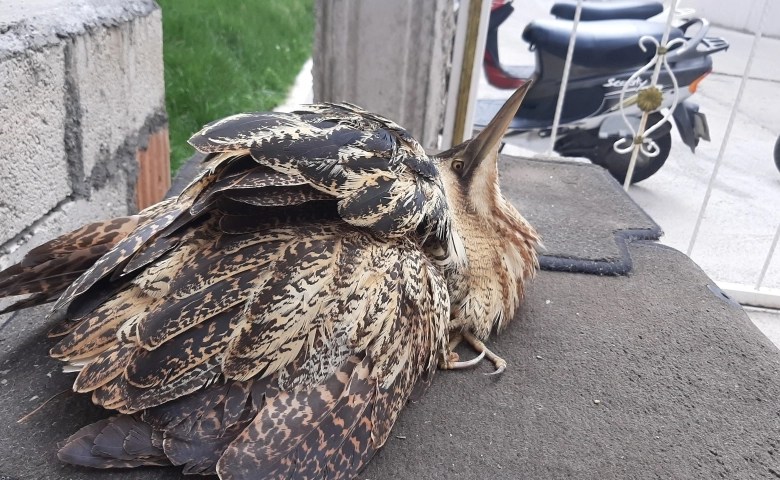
[0,0,169,275]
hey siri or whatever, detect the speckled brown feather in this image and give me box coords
[189,108,455,249]
[52,208,186,311]
[0,216,140,312]
[58,414,170,469]
[0,97,540,479]
[55,216,448,478]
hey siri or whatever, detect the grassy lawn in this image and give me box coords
[157,0,315,173]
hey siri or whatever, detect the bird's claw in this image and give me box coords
[439,350,488,370]
[462,330,507,375]
[484,359,506,376]
[450,350,486,369]
[441,330,508,374]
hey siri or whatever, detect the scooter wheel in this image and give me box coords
[600,130,672,184]
[774,135,780,173]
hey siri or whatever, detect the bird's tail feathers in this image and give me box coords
[0,216,142,313]
[57,414,170,469]
[58,357,383,478]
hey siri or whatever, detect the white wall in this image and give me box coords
[681,0,780,38]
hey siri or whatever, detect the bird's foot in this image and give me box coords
[438,349,487,370]
[462,330,507,375]
[438,330,507,375]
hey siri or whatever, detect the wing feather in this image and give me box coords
[0,105,459,480]
[126,305,240,388]
[53,208,186,310]
[49,285,144,360]
[223,185,331,207]
[21,216,141,266]
[73,343,134,392]
[55,218,448,478]
[188,109,459,256]
[0,216,140,311]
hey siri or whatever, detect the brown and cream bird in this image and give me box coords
[0,83,539,479]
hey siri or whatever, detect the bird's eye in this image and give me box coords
[451,160,464,172]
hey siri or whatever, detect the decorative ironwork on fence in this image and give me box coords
[545,0,778,306]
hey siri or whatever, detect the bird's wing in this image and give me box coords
[0,206,170,314]
[55,219,448,478]
[0,108,460,316]
[188,107,456,250]
[0,107,454,478]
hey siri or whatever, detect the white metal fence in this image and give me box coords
[681,0,780,308]
[460,0,780,308]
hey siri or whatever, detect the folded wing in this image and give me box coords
[0,106,456,479]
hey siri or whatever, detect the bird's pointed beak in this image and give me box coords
[461,80,533,175]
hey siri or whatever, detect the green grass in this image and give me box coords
[157,0,315,173]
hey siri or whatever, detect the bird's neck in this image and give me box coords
[447,192,539,339]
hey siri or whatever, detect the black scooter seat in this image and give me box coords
[551,0,664,21]
[523,19,684,69]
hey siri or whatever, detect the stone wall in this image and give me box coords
[312,0,455,150]
[0,0,169,273]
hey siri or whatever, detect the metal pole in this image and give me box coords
[442,0,490,149]
[546,0,583,155]
[686,0,770,256]
[756,222,780,290]
[451,0,485,146]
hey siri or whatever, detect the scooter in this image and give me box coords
[476,0,729,184]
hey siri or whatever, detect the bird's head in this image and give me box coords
[434,82,533,236]
[434,82,539,334]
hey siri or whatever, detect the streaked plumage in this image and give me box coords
[0,85,538,478]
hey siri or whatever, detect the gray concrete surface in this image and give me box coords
[0,169,129,267]
[0,0,167,291]
[274,58,314,113]
[686,0,780,39]
[366,242,780,479]
[501,156,660,274]
[745,307,780,349]
[313,0,455,150]
[0,0,159,60]
[0,307,184,480]
[2,159,779,479]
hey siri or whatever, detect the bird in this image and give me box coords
[0,83,539,479]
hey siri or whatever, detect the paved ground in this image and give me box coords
[481,0,780,344]
[365,242,780,479]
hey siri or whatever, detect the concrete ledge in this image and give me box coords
[364,242,780,479]
[2,159,779,479]
[720,282,780,309]
[0,0,169,276]
[0,0,159,60]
